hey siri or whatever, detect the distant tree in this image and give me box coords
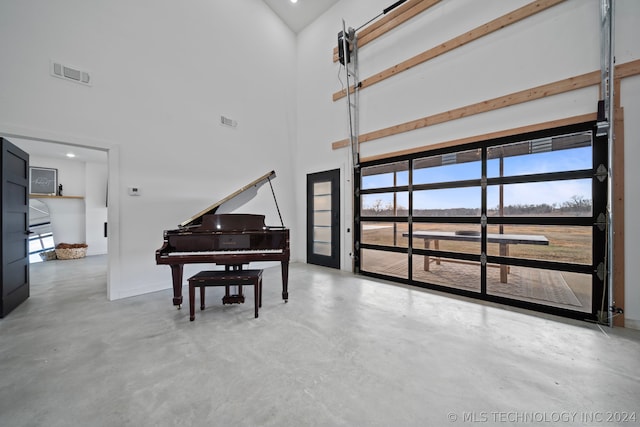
[561,195,591,212]
[364,195,589,216]
[363,199,398,216]
[371,199,385,213]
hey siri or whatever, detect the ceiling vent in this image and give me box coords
[50,61,91,86]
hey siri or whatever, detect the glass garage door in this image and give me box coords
[355,123,607,321]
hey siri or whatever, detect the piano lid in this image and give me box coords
[179,170,277,228]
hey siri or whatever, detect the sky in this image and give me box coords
[361,146,592,211]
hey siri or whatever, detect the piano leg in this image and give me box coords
[170,263,184,308]
[281,260,289,302]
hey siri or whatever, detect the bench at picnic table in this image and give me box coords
[402,230,549,283]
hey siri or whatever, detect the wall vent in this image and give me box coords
[50,61,91,86]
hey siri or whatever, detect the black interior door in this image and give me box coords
[307,169,340,269]
[1,138,30,318]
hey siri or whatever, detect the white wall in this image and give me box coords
[27,154,108,255]
[295,0,640,327]
[0,0,298,300]
[85,161,108,256]
[29,155,86,246]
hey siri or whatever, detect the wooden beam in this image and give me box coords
[334,0,417,59]
[612,106,625,327]
[332,58,640,150]
[360,113,597,162]
[359,0,441,49]
[615,58,640,80]
[333,69,601,149]
[332,0,440,63]
[614,77,621,109]
[333,0,565,101]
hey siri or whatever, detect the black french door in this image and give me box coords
[1,138,30,317]
[307,169,340,269]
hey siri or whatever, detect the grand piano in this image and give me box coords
[156,171,290,308]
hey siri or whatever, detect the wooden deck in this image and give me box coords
[361,249,589,312]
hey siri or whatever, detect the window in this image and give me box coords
[356,124,606,321]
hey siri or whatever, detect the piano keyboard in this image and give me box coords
[167,249,283,256]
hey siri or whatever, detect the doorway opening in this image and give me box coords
[0,130,119,300]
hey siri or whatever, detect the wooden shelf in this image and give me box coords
[29,194,84,199]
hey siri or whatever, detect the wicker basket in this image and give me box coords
[55,244,88,260]
[39,250,57,261]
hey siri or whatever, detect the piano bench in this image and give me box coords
[188,269,263,321]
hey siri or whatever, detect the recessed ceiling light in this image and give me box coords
[290,0,298,3]
[66,153,76,158]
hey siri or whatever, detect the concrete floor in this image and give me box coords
[1,255,639,427]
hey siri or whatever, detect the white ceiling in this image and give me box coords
[263,0,340,33]
[8,137,108,164]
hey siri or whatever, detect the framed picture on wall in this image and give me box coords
[29,167,58,195]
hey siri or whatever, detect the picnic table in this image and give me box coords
[403,231,549,283]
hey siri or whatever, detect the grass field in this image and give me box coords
[361,221,591,265]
